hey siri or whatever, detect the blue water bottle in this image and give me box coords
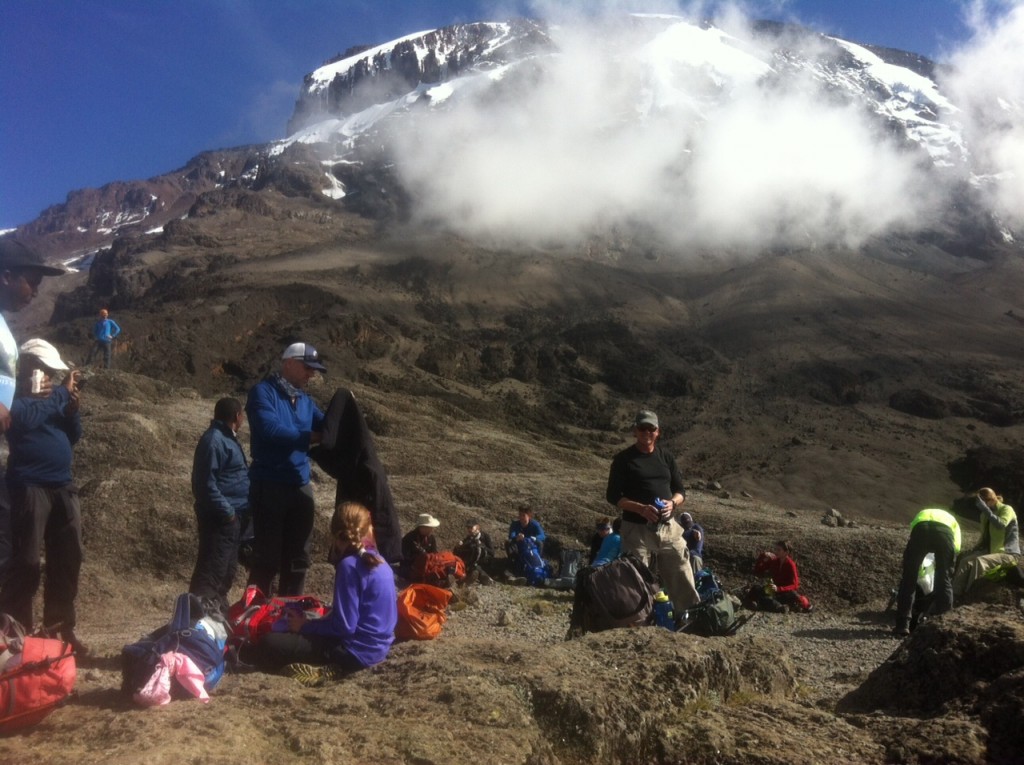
[653,590,675,631]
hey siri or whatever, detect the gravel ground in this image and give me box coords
[439,578,902,708]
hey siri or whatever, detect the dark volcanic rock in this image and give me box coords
[889,388,949,419]
[840,606,1024,713]
[949,447,1024,512]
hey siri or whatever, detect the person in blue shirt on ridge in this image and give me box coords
[84,307,121,369]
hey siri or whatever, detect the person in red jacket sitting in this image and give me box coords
[746,540,813,613]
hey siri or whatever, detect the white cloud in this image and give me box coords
[387,4,958,251]
[941,1,1024,227]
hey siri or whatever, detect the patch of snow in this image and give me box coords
[307,29,438,92]
[145,226,164,235]
[322,171,346,200]
[835,40,954,111]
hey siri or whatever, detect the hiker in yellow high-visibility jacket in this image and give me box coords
[893,508,960,637]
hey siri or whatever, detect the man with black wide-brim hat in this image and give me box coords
[0,238,65,587]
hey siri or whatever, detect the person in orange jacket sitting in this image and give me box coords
[746,540,813,613]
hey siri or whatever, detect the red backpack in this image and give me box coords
[0,633,77,733]
[227,586,329,646]
[411,551,466,586]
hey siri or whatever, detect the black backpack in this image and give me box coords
[566,553,658,638]
[121,593,228,697]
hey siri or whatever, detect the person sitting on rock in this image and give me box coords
[746,541,812,613]
[454,518,494,585]
[678,512,705,573]
[257,501,397,686]
[952,488,1019,598]
[588,517,613,564]
[592,517,622,567]
[399,513,440,581]
[505,506,546,575]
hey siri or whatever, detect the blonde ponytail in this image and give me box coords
[331,502,383,568]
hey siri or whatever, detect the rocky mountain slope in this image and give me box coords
[0,370,1020,764]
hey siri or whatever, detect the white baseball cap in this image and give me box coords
[19,338,70,371]
[281,342,327,372]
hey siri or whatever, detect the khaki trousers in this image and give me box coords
[953,551,1019,597]
[620,519,700,608]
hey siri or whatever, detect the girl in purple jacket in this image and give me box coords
[258,502,397,684]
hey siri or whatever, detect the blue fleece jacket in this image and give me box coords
[301,550,397,667]
[246,377,324,486]
[192,419,249,522]
[508,518,546,544]
[7,386,81,488]
[93,318,121,342]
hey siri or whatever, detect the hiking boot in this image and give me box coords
[465,569,480,585]
[478,570,494,586]
[287,663,343,687]
[892,626,910,638]
[62,631,90,658]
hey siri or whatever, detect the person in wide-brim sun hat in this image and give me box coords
[400,513,441,579]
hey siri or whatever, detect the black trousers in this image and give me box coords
[0,484,82,632]
[896,521,956,629]
[0,479,11,588]
[247,480,314,597]
[257,631,364,674]
[189,512,240,611]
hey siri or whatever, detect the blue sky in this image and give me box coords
[0,0,983,229]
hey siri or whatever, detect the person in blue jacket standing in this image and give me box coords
[0,339,86,655]
[85,308,121,369]
[246,342,325,596]
[189,397,249,612]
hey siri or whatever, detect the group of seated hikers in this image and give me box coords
[127,488,1018,693]
[275,487,1014,686]
[398,506,552,588]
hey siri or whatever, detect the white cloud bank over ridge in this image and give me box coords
[290,2,1023,250]
[391,12,943,250]
[942,1,1024,227]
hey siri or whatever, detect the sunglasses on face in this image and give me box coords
[636,426,658,433]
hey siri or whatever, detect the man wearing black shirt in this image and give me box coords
[606,410,700,609]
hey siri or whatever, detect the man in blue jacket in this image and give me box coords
[0,339,86,654]
[505,506,548,580]
[246,343,326,596]
[84,308,121,369]
[189,397,249,611]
